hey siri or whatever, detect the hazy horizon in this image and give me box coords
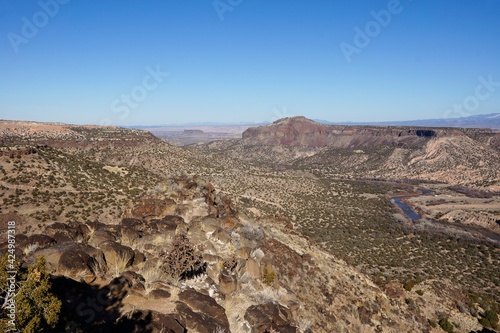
[1,1,499,126]
[3,111,500,128]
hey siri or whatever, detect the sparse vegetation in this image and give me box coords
[1,120,499,333]
[163,234,206,280]
[0,255,61,333]
[479,309,499,329]
[261,267,276,286]
[404,280,416,292]
[438,317,454,333]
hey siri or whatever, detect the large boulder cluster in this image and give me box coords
[7,177,301,332]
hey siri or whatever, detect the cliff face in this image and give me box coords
[242,117,331,147]
[242,116,467,148]
[210,117,500,187]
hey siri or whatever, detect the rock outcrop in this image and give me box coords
[241,116,466,148]
[11,176,467,332]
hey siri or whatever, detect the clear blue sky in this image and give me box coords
[1,0,499,126]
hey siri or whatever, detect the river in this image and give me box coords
[392,189,500,243]
[392,197,421,222]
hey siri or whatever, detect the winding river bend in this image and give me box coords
[392,189,500,243]
[392,197,422,222]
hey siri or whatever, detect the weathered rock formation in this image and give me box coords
[241,116,467,148]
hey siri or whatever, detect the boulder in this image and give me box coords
[131,198,177,219]
[244,302,297,333]
[98,241,135,271]
[120,218,145,230]
[19,234,56,252]
[240,225,265,245]
[0,241,23,259]
[69,221,90,238]
[148,281,171,293]
[148,311,186,333]
[34,242,106,282]
[218,270,237,295]
[44,222,86,242]
[178,288,229,328]
[50,232,72,243]
[148,216,180,235]
[88,229,116,247]
[205,184,238,219]
[384,282,405,299]
[148,289,171,299]
[200,217,220,233]
[125,216,181,244]
[108,275,132,300]
[159,215,185,226]
[203,253,223,264]
[175,302,228,333]
[211,228,231,243]
[58,249,104,281]
[121,226,142,246]
[121,270,146,294]
[206,263,221,283]
[133,250,146,266]
[85,221,107,233]
[120,218,147,245]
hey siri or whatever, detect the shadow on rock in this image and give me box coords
[50,276,153,333]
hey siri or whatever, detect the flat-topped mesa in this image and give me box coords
[183,129,204,134]
[242,116,469,148]
[0,120,160,149]
[243,116,331,147]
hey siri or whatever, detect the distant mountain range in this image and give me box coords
[130,121,266,129]
[130,113,500,130]
[315,113,500,129]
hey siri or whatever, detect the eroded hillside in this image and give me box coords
[1,120,499,332]
[0,148,454,332]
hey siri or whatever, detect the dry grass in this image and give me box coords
[111,251,134,277]
[213,325,227,333]
[23,243,40,256]
[140,262,169,294]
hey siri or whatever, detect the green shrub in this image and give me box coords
[261,267,276,286]
[438,317,454,333]
[403,279,416,292]
[479,310,499,329]
[0,255,61,332]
